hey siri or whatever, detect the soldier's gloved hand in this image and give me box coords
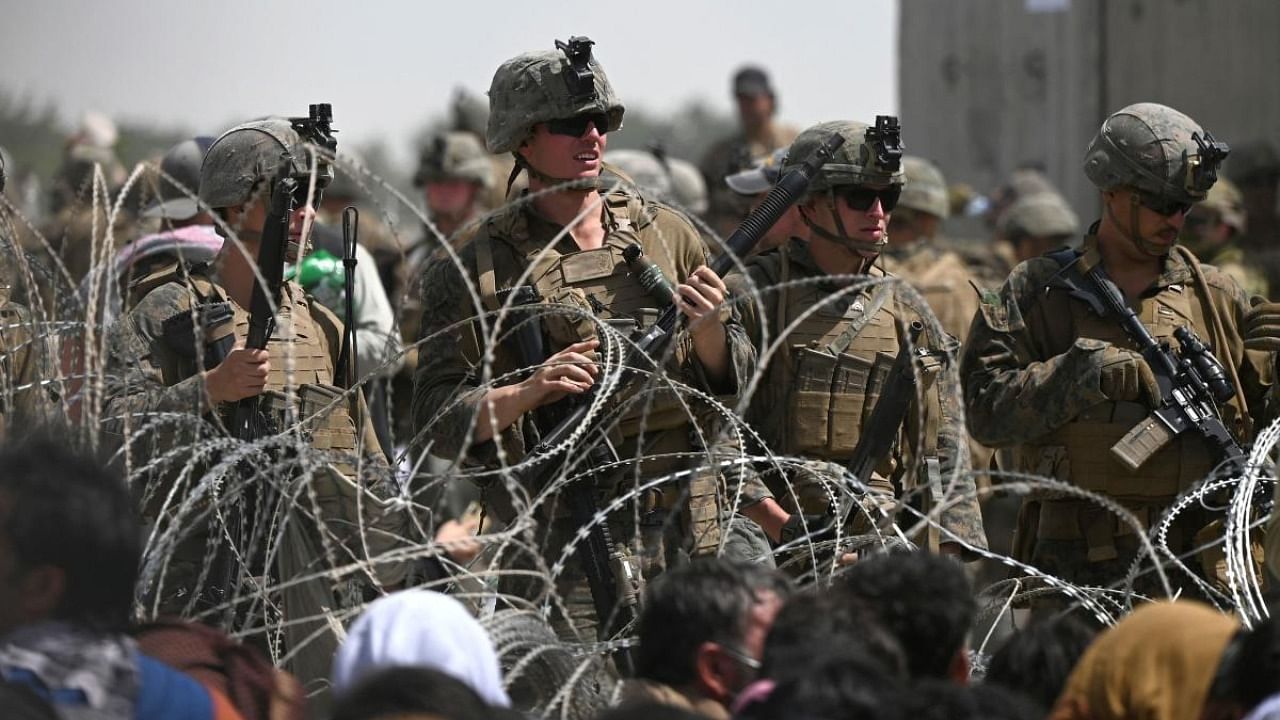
[1098,345,1160,406]
[777,512,837,547]
[1243,297,1280,352]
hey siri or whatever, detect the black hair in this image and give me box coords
[1208,616,1280,714]
[635,558,791,686]
[0,435,140,632]
[739,646,904,720]
[836,550,976,679]
[330,666,494,720]
[984,614,1096,711]
[900,680,1042,720]
[761,587,907,680]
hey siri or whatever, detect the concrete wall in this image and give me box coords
[899,0,1280,221]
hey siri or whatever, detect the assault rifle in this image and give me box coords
[501,132,845,669]
[845,321,926,489]
[1050,248,1245,475]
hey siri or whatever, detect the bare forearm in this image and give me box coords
[470,383,533,444]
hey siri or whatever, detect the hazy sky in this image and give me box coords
[0,0,897,168]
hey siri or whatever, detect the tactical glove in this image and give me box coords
[1098,345,1160,406]
[1244,298,1280,352]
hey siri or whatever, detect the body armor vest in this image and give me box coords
[759,246,944,508]
[474,193,694,445]
[139,264,361,465]
[470,192,720,554]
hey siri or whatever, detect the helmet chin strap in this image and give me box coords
[800,191,889,259]
[509,153,601,194]
[1105,191,1170,257]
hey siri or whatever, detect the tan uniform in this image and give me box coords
[726,238,987,552]
[412,189,758,635]
[962,234,1274,595]
[1203,245,1269,299]
[699,125,798,235]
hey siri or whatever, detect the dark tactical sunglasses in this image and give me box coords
[546,112,610,138]
[834,185,901,212]
[1137,192,1193,218]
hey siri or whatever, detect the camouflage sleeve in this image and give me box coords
[661,210,767,505]
[959,263,1110,447]
[101,285,211,436]
[934,353,987,550]
[410,252,527,464]
[721,267,774,506]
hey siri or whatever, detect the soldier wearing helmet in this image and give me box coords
[883,156,982,346]
[103,116,411,685]
[996,190,1080,264]
[413,37,768,639]
[415,131,496,244]
[723,147,806,254]
[962,103,1280,600]
[1178,178,1268,298]
[724,120,988,564]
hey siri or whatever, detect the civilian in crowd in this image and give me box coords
[1049,601,1239,720]
[838,550,977,683]
[984,614,1096,712]
[331,589,510,707]
[622,559,791,718]
[0,436,244,719]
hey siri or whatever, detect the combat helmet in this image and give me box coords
[413,131,495,189]
[1084,102,1228,208]
[199,118,313,210]
[1197,177,1247,235]
[781,118,905,252]
[898,155,949,219]
[998,192,1080,241]
[781,118,905,194]
[485,36,625,155]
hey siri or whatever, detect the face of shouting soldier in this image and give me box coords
[517,113,609,187]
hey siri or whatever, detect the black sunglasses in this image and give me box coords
[834,186,901,212]
[1138,193,1193,218]
[545,112,610,138]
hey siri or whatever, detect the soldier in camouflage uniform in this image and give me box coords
[996,191,1080,265]
[725,121,988,560]
[962,103,1280,600]
[1179,178,1268,298]
[723,147,805,256]
[412,37,770,638]
[883,156,980,346]
[699,67,798,237]
[103,117,411,690]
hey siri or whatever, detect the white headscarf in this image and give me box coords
[331,590,511,707]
